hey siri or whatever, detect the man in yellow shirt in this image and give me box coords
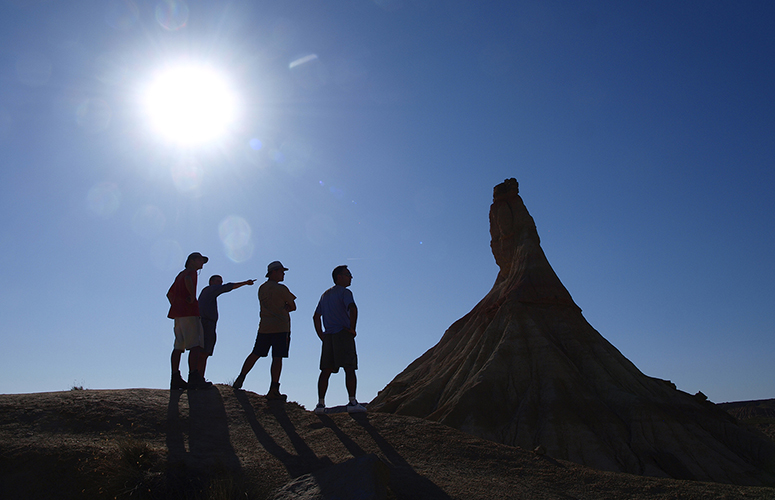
[233,261,296,400]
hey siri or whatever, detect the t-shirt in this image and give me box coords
[198,283,236,322]
[257,280,296,334]
[314,285,355,334]
[167,268,200,318]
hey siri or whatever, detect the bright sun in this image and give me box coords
[143,64,238,146]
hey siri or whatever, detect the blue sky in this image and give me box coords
[1,1,773,410]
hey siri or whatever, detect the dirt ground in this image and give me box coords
[1,386,774,499]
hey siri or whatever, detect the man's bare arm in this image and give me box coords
[232,279,256,290]
[348,303,358,337]
[313,313,324,341]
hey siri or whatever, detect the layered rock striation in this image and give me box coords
[370,178,775,485]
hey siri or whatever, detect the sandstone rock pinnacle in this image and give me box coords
[370,178,775,485]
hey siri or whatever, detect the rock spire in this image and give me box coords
[370,178,775,485]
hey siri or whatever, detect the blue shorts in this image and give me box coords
[251,332,290,358]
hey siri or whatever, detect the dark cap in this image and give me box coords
[186,252,209,267]
[266,260,288,277]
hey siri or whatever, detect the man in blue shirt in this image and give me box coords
[198,275,255,379]
[313,265,366,414]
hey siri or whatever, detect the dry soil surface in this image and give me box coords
[1,386,774,499]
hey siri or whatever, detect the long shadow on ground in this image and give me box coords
[321,413,452,499]
[234,389,333,478]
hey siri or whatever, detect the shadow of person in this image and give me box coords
[269,403,332,471]
[315,414,367,458]
[349,413,452,500]
[186,387,242,473]
[165,387,246,495]
[233,390,331,478]
[166,389,186,461]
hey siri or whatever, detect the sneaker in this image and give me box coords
[314,403,326,415]
[346,401,367,413]
[170,371,187,391]
[232,373,245,390]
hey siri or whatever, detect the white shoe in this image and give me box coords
[314,403,326,415]
[346,401,367,413]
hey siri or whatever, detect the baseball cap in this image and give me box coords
[266,260,288,277]
[186,252,209,267]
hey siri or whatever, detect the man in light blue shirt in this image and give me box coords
[313,265,366,414]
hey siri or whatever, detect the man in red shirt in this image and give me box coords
[167,252,210,390]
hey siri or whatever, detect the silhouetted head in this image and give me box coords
[185,252,208,269]
[209,275,223,286]
[266,260,288,280]
[332,265,352,286]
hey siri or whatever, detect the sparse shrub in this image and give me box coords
[97,438,165,499]
[84,438,268,499]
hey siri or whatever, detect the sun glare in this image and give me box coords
[143,64,238,146]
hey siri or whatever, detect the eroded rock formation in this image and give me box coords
[370,178,775,485]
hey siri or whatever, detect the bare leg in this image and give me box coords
[233,353,260,390]
[270,358,283,384]
[239,353,260,377]
[318,369,333,400]
[344,368,357,399]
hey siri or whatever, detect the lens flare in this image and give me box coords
[219,215,254,263]
[87,182,121,219]
[170,157,204,192]
[155,0,189,31]
[289,54,318,69]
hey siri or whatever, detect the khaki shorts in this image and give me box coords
[173,316,204,351]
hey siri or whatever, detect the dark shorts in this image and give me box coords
[201,318,217,356]
[251,332,290,358]
[320,330,358,373]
